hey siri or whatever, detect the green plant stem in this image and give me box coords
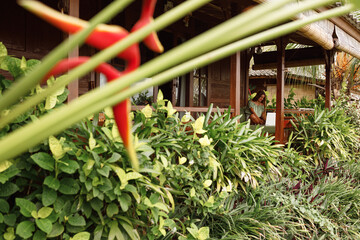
[0,0,338,128]
[0,0,213,128]
[0,0,134,112]
[0,4,353,162]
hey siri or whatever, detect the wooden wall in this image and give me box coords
[208,58,231,108]
[0,0,63,61]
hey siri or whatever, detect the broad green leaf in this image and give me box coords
[0,212,3,223]
[4,214,16,226]
[109,221,125,240]
[119,221,140,240]
[124,184,141,203]
[101,127,113,140]
[35,218,52,234]
[94,225,104,240]
[0,160,12,173]
[68,215,86,227]
[119,194,132,212]
[70,232,91,240]
[33,231,47,240]
[106,153,121,163]
[106,203,119,218]
[0,199,10,213]
[47,222,64,238]
[49,136,65,160]
[16,221,35,239]
[31,152,55,171]
[58,178,80,195]
[44,176,60,190]
[90,198,103,212]
[59,158,79,174]
[0,165,20,184]
[38,207,53,219]
[15,198,36,217]
[42,186,57,207]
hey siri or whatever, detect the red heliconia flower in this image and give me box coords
[43,57,137,170]
[21,0,165,170]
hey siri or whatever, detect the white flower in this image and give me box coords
[199,135,213,147]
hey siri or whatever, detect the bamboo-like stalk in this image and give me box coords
[0,0,213,128]
[0,0,135,112]
[0,3,355,162]
[0,0,340,128]
[0,0,293,127]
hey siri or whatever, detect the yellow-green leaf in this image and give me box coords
[178,157,187,165]
[45,95,57,110]
[141,104,152,118]
[110,164,128,189]
[38,207,53,219]
[203,180,212,188]
[89,132,96,150]
[31,210,38,219]
[49,136,64,160]
[20,57,27,70]
[112,124,122,142]
[0,160,12,173]
[198,227,210,240]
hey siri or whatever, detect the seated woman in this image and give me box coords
[245,90,267,125]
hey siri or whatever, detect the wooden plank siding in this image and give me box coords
[208,58,231,108]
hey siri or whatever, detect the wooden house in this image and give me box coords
[1,0,360,143]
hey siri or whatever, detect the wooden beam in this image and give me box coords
[325,50,335,109]
[253,47,325,70]
[67,0,79,102]
[253,58,325,70]
[230,52,241,116]
[275,37,288,144]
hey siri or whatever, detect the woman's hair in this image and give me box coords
[252,90,266,104]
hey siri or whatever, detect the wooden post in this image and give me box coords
[67,0,80,102]
[242,49,253,107]
[275,37,288,144]
[325,50,334,109]
[188,71,194,107]
[230,52,241,116]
